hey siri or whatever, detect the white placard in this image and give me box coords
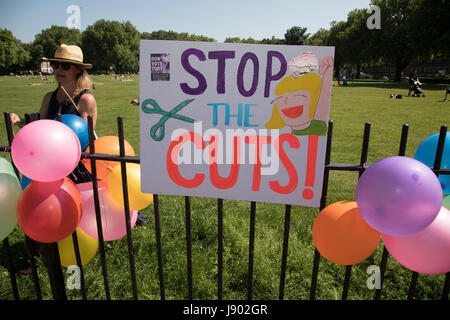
[140,40,334,206]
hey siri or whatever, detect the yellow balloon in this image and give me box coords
[107,163,154,211]
[57,227,98,268]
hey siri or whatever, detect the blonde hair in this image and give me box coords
[56,68,94,92]
[76,69,94,91]
[265,73,322,129]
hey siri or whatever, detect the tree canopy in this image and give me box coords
[31,25,81,66]
[0,0,448,79]
[0,29,31,74]
[81,20,140,73]
[141,30,215,42]
[284,26,310,45]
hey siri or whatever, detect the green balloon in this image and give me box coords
[0,156,17,177]
[444,195,450,210]
[0,173,22,240]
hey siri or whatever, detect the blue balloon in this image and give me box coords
[414,132,450,194]
[54,114,89,151]
[21,175,32,190]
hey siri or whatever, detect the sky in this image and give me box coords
[0,0,371,44]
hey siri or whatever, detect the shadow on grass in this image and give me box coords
[0,239,30,273]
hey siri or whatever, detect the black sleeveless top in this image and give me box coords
[46,88,93,184]
[46,88,90,119]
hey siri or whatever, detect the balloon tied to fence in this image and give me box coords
[4,117,154,268]
[312,131,450,274]
[3,118,448,273]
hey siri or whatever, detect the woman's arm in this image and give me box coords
[78,93,98,129]
[314,56,334,122]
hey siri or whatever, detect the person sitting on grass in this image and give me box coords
[389,93,403,99]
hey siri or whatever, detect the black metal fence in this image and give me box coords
[1,112,449,301]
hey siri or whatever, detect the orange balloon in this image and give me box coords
[312,201,380,265]
[82,136,135,181]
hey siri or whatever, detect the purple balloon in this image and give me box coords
[356,156,442,236]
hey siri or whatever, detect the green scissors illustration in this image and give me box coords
[141,98,196,141]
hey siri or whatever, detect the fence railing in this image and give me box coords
[1,111,449,301]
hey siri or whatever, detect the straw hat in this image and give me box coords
[43,44,92,69]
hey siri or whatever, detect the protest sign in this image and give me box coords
[140,40,334,206]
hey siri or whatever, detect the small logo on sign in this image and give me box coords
[151,54,170,81]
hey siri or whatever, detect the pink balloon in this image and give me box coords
[11,120,81,182]
[382,207,450,274]
[76,182,137,241]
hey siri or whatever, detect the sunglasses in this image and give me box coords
[50,61,73,70]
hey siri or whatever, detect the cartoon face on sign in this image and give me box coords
[265,54,334,136]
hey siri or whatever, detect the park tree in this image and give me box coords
[369,0,417,81]
[81,20,140,73]
[224,37,258,44]
[142,30,179,41]
[0,29,31,74]
[284,26,310,45]
[224,37,243,43]
[259,36,285,45]
[408,0,450,58]
[116,44,139,74]
[141,30,215,42]
[31,26,81,66]
[324,21,348,78]
[224,36,284,44]
[342,8,381,78]
[308,28,330,46]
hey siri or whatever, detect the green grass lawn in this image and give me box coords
[0,74,448,300]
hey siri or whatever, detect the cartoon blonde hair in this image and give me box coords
[265,72,322,129]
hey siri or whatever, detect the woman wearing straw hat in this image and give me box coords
[10,44,97,184]
[12,45,100,275]
[13,46,147,275]
[10,44,97,128]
